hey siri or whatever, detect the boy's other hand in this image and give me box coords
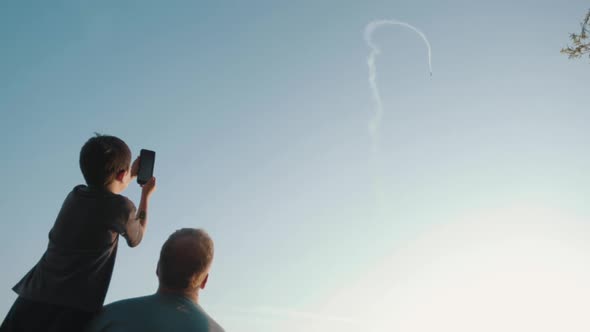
[130,157,140,178]
[141,177,156,197]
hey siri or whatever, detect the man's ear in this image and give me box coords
[115,170,126,182]
[156,261,160,277]
[200,273,209,290]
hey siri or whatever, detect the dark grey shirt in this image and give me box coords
[85,293,225,332]
[13,185,141,312]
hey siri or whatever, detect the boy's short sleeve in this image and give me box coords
[111,197,143,247]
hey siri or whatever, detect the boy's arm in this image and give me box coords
[123,177,156,247]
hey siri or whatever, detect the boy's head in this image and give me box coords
[80,134,132,190]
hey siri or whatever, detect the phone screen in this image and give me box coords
[137,149,156,185]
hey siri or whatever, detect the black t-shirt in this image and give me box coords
[13,185,142,312]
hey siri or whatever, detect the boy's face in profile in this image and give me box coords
[110,164,132,194]
[121,167,132,189]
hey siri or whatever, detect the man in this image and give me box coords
[86,228,224,332]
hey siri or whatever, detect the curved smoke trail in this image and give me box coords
[364,19,432,153]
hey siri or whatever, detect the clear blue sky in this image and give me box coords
[1,1,589,331]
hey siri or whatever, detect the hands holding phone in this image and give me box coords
[131,157,140,178]
[141,177,156,198]
[131,151,157,198]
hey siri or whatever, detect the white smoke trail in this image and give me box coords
[364,19,432,153]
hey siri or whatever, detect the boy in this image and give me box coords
[0,134,156,331]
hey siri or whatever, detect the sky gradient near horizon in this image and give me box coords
[1,1,590,331]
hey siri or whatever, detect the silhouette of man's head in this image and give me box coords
[157,228,214,292]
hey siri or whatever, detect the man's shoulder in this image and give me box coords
[103,294,156,310]
[86,295,158,332]
[94,295,156,321]
[194,303,225,332]
[91,294,225,332]
[207,319,225,332]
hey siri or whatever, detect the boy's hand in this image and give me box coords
[141,177,156,197]
[130,157,140,178]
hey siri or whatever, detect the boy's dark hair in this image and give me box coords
[79,134,131,187]
[158,228,214,290]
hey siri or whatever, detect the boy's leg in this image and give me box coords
[0,296,62,332]
[0,297,20,332]
[0,297,95,332]
[49,307,95,332]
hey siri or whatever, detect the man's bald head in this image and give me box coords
[157,228,214,290]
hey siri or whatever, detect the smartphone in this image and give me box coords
[137,149,156,185]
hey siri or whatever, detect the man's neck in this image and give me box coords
[157,286,199,304]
